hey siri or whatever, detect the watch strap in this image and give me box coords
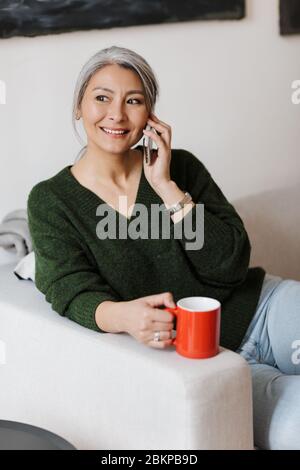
[164,191,192,215]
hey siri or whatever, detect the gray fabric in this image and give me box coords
[0,209,32,258]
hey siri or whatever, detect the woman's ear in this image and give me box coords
[75,110,81,120]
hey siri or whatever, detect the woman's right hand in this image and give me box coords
[123,292,176,349]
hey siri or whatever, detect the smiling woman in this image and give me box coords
[27,45,300,450]
[71,47,158,166]
[27,45,267,355]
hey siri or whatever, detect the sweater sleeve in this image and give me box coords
[27,182,121,333]
[170,149,251,289]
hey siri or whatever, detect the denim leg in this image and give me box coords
[236,274,300,449]
[266,279,300,375]
[251,363,300,450]
[236,273,283,365]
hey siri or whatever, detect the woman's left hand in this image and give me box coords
[142,112,172,191]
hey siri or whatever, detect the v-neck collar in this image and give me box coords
[64,145,147,223]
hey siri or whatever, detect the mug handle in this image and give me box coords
[164,307,179,345]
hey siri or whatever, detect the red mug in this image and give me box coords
[165,297,221,359]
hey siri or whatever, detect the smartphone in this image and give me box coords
[143,124,154,165]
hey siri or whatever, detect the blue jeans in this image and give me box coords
[236,273,300,450]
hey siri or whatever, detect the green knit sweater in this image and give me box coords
[27,145,266,351]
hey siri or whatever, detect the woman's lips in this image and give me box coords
[100,127,130,138]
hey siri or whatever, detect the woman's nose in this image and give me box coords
[107,102,127,121]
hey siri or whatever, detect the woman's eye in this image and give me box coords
[96,95,108,102]
[128,98,141,104]
[95,95,141,104]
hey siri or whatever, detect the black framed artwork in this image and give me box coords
[0,0,245,40]
[280,0,300,35]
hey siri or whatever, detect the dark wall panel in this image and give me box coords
[280,0,300,35]
[0,0,245,39]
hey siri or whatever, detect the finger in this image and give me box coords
[144,292,176,309]
[148,338,174,349]
[141,306,173,325]
[152,320,174,331]
[147,118,171,133]
[143,128,166,147]
[149,114,171,129]
[152,308,175,323]
[146,121,171,142]
[149,330,172,342]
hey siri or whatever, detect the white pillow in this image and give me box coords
[14,251,35,282]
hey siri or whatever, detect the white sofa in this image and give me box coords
[0,246,253,450]
[1,183,299,450]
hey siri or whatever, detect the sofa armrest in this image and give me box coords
[0,262,253,450]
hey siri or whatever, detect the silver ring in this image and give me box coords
[153,331,161,342]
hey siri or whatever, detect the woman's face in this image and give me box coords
[78,64,149,154]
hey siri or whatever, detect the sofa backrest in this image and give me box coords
[232,184,300,281]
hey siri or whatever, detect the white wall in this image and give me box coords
[0,0,299,219]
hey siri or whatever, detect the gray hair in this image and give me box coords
[72,45,160,162]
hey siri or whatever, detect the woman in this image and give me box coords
[27,46,300,450]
